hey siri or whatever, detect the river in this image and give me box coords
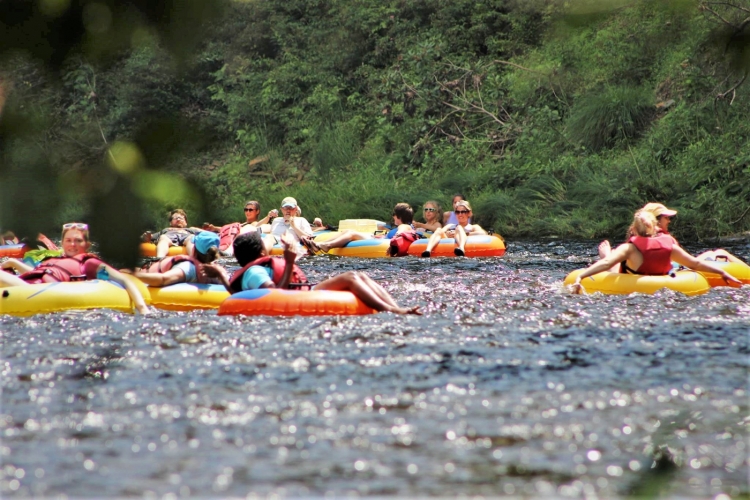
[1,240,748,498]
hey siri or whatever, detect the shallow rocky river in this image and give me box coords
[1,240,748,498]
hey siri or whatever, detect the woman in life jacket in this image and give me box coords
[0,223,150,314]
[598,202,745,270]
[135,231,229,287]
[570,210,743,292]
[421,200,487,257]
[205,232,421,315]
[413,200,443,236]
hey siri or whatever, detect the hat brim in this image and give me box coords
[659,209,677,216]
[281,204,297,208]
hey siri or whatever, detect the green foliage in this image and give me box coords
[566,85,655,151]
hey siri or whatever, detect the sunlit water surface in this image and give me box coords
[1,240,748,498]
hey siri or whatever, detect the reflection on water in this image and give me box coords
[1,240,748,497]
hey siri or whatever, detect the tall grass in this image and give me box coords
[566,85,655,151]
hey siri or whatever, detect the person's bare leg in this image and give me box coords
[184,235,195,256]
[0,272,27,287]
[318,230,366,252]
[422,228,446,257]
[597,240,619,272]
[454,226,467,256]
[598,240,611,259]
[315,271,421,314]
[156,235,172,258]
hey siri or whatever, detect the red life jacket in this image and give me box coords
[389,230,419,257]
[20,253,101,283]
[219,223,243,252]
[141,255,211,284]
[228,256,309,293]
[623,234,674,275]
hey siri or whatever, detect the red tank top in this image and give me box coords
[627,235,674,275]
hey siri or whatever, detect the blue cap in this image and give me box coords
[194,231,220,254]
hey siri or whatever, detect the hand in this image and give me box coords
[200,263,225,278]
[568,277,584,294]
[141,231,152,243]
[135,303,151,315]
[269,209,278,218]
[722,272,743,287]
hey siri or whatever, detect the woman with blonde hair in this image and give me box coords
[413,200,443,235]
[421,200,486,257]
[571,211,742,292]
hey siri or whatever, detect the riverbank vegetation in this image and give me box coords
[2,0,749,251]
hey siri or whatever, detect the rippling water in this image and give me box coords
[1,240,748,498]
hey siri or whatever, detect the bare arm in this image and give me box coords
[1,258,34,274]
[414,221,442,232]
[202,263,234,292]
[671,246,742,285]
[467,224,487,236]
[572,243,632,288]
[275,234,297,289]
[104,265,150,314]
[289,217,313,239]
[134,267,187,287]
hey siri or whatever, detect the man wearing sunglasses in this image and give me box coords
[143,209,205,258]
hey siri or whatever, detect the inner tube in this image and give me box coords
[219,289,376,316]
[407,235,506,258]
[0,275,151,316]
[148,283,229,311]
[0,243,30,259]
[139,243,188,258]
[697,260,750,287]
[563,269,711,296]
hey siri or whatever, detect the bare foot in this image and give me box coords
[598,240,611,259]
[391,305,422,315]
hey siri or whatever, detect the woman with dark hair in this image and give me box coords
[135,231,229,286]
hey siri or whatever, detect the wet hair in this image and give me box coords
[233,232,265,267]
[393,203,414,224]
[169,208,187,223]
[245,200,260,211]
[423,200,443,223]
[629,210,657,237]
[194,246,220,264]
[452,193,465,203]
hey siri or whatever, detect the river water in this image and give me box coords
[1,240,748,498]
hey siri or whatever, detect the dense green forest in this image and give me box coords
[2,0,749,254]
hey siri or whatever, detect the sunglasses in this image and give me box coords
[455,210,470,215]
[244,207,258,212]
[424,208,436,212]
[62,222,89,230]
